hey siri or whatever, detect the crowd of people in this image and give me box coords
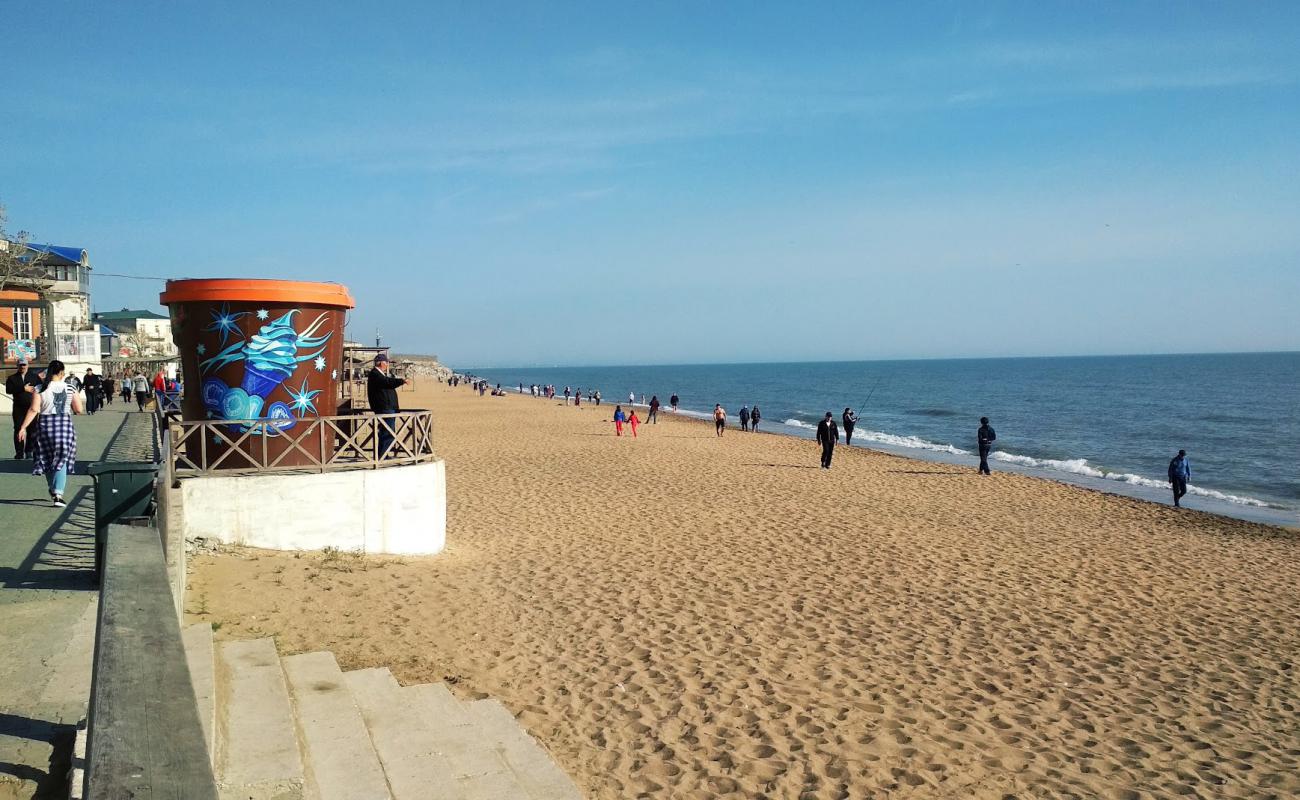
[447,373,1195,507]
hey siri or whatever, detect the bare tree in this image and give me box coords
[119,328,168,358]
[0,202,54,293]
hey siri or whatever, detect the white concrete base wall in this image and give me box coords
[177,460,446,555]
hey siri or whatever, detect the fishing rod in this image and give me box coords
[856,374,886,418]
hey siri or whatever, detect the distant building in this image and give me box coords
[0,241,99,370]
[99,324,121,359]
[93,308,177,358]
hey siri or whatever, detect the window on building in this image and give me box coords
[13,307,32,340]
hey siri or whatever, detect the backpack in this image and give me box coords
[1168,457,1180,481]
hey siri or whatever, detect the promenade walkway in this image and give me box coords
[0,402,153,799]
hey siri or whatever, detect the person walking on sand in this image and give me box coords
[842,407,858,446]
[713,404,726,436]
[17,360,83,507]
[564,386,571,404]
[739,405,750,432]
[1168,449,1191,507]
[816,412,839,469]
[977,416,997,475]
[670,393,679,412]
[613,405,626,436]
[647,395,659,424]
[628,409,640,438]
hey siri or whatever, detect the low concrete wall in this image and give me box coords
[172,461,446,555]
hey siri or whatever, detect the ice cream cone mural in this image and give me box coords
[198,309,332,433]
[162,279,353,468]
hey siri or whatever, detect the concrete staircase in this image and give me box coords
[183,624,583,800]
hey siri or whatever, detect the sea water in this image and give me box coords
[464,353,1300,522]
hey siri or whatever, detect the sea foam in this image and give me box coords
[780,420,1270,508]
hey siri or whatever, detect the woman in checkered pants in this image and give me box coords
[16,360,83,508]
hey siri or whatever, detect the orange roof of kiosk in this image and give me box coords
[160,279,355,309]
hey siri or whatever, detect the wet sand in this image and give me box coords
[187,384,1300,798]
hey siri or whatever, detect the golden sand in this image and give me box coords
[187,384,1300,798]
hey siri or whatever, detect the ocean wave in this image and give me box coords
[990,452,1271,507]
[913,408,961,417]
[782,420,969,455]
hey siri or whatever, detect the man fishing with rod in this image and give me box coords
[818,375,884,466]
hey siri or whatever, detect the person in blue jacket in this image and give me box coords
[613,405,626,436]
[1168,449,1191,507]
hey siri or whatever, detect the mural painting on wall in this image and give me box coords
[197,303,335,433]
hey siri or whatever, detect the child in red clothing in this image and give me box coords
[628,409,639,437]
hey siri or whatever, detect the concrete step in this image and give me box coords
[281,652,392,800]
[403,684,533,800]
[466,699,584,800]
[344,668,460,800]
[217,638,305,799]
[182,623,217,767]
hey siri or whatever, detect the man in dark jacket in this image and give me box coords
[815,412,839,469]
[977,417,997,475]
[1168,449,1190,507]
[6,360,40,458]
[83,368,103,415]
[367,353,406,457]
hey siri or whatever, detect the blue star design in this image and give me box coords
[204,303,245,347]
[313,356,326,371]
[286,378,322,417]
[256,309,269,320]
[196,343,207,355]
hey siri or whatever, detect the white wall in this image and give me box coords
[173,461,446,555]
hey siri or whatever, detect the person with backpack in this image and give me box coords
[977,417,997,475]
[16,360,83,507]
[739,405,750,432]
[1168,449,1191,507]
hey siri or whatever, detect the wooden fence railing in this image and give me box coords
[157,410,435,482]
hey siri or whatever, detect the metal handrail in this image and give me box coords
[163,410,435,479]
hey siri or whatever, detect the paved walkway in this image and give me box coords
[0,401,152,799]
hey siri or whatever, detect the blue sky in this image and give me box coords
[3,2,1298,366]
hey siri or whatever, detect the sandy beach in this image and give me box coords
[187,383,1300,799]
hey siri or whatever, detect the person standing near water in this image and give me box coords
[713,404,726,436]
[739,405,750,432]
[648,395,659,423]
[750,405,761,431]
[842,407,858,446]
[977,417,997,475]
[628,390,635,408]
[564,386,571,405]
[613,405,626,436]
[670,393,679,411]
[17,360,83,507]
[816,412,838,469]
[1168,449,1191,507]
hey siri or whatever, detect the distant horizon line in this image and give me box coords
[440,349,1300,372]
